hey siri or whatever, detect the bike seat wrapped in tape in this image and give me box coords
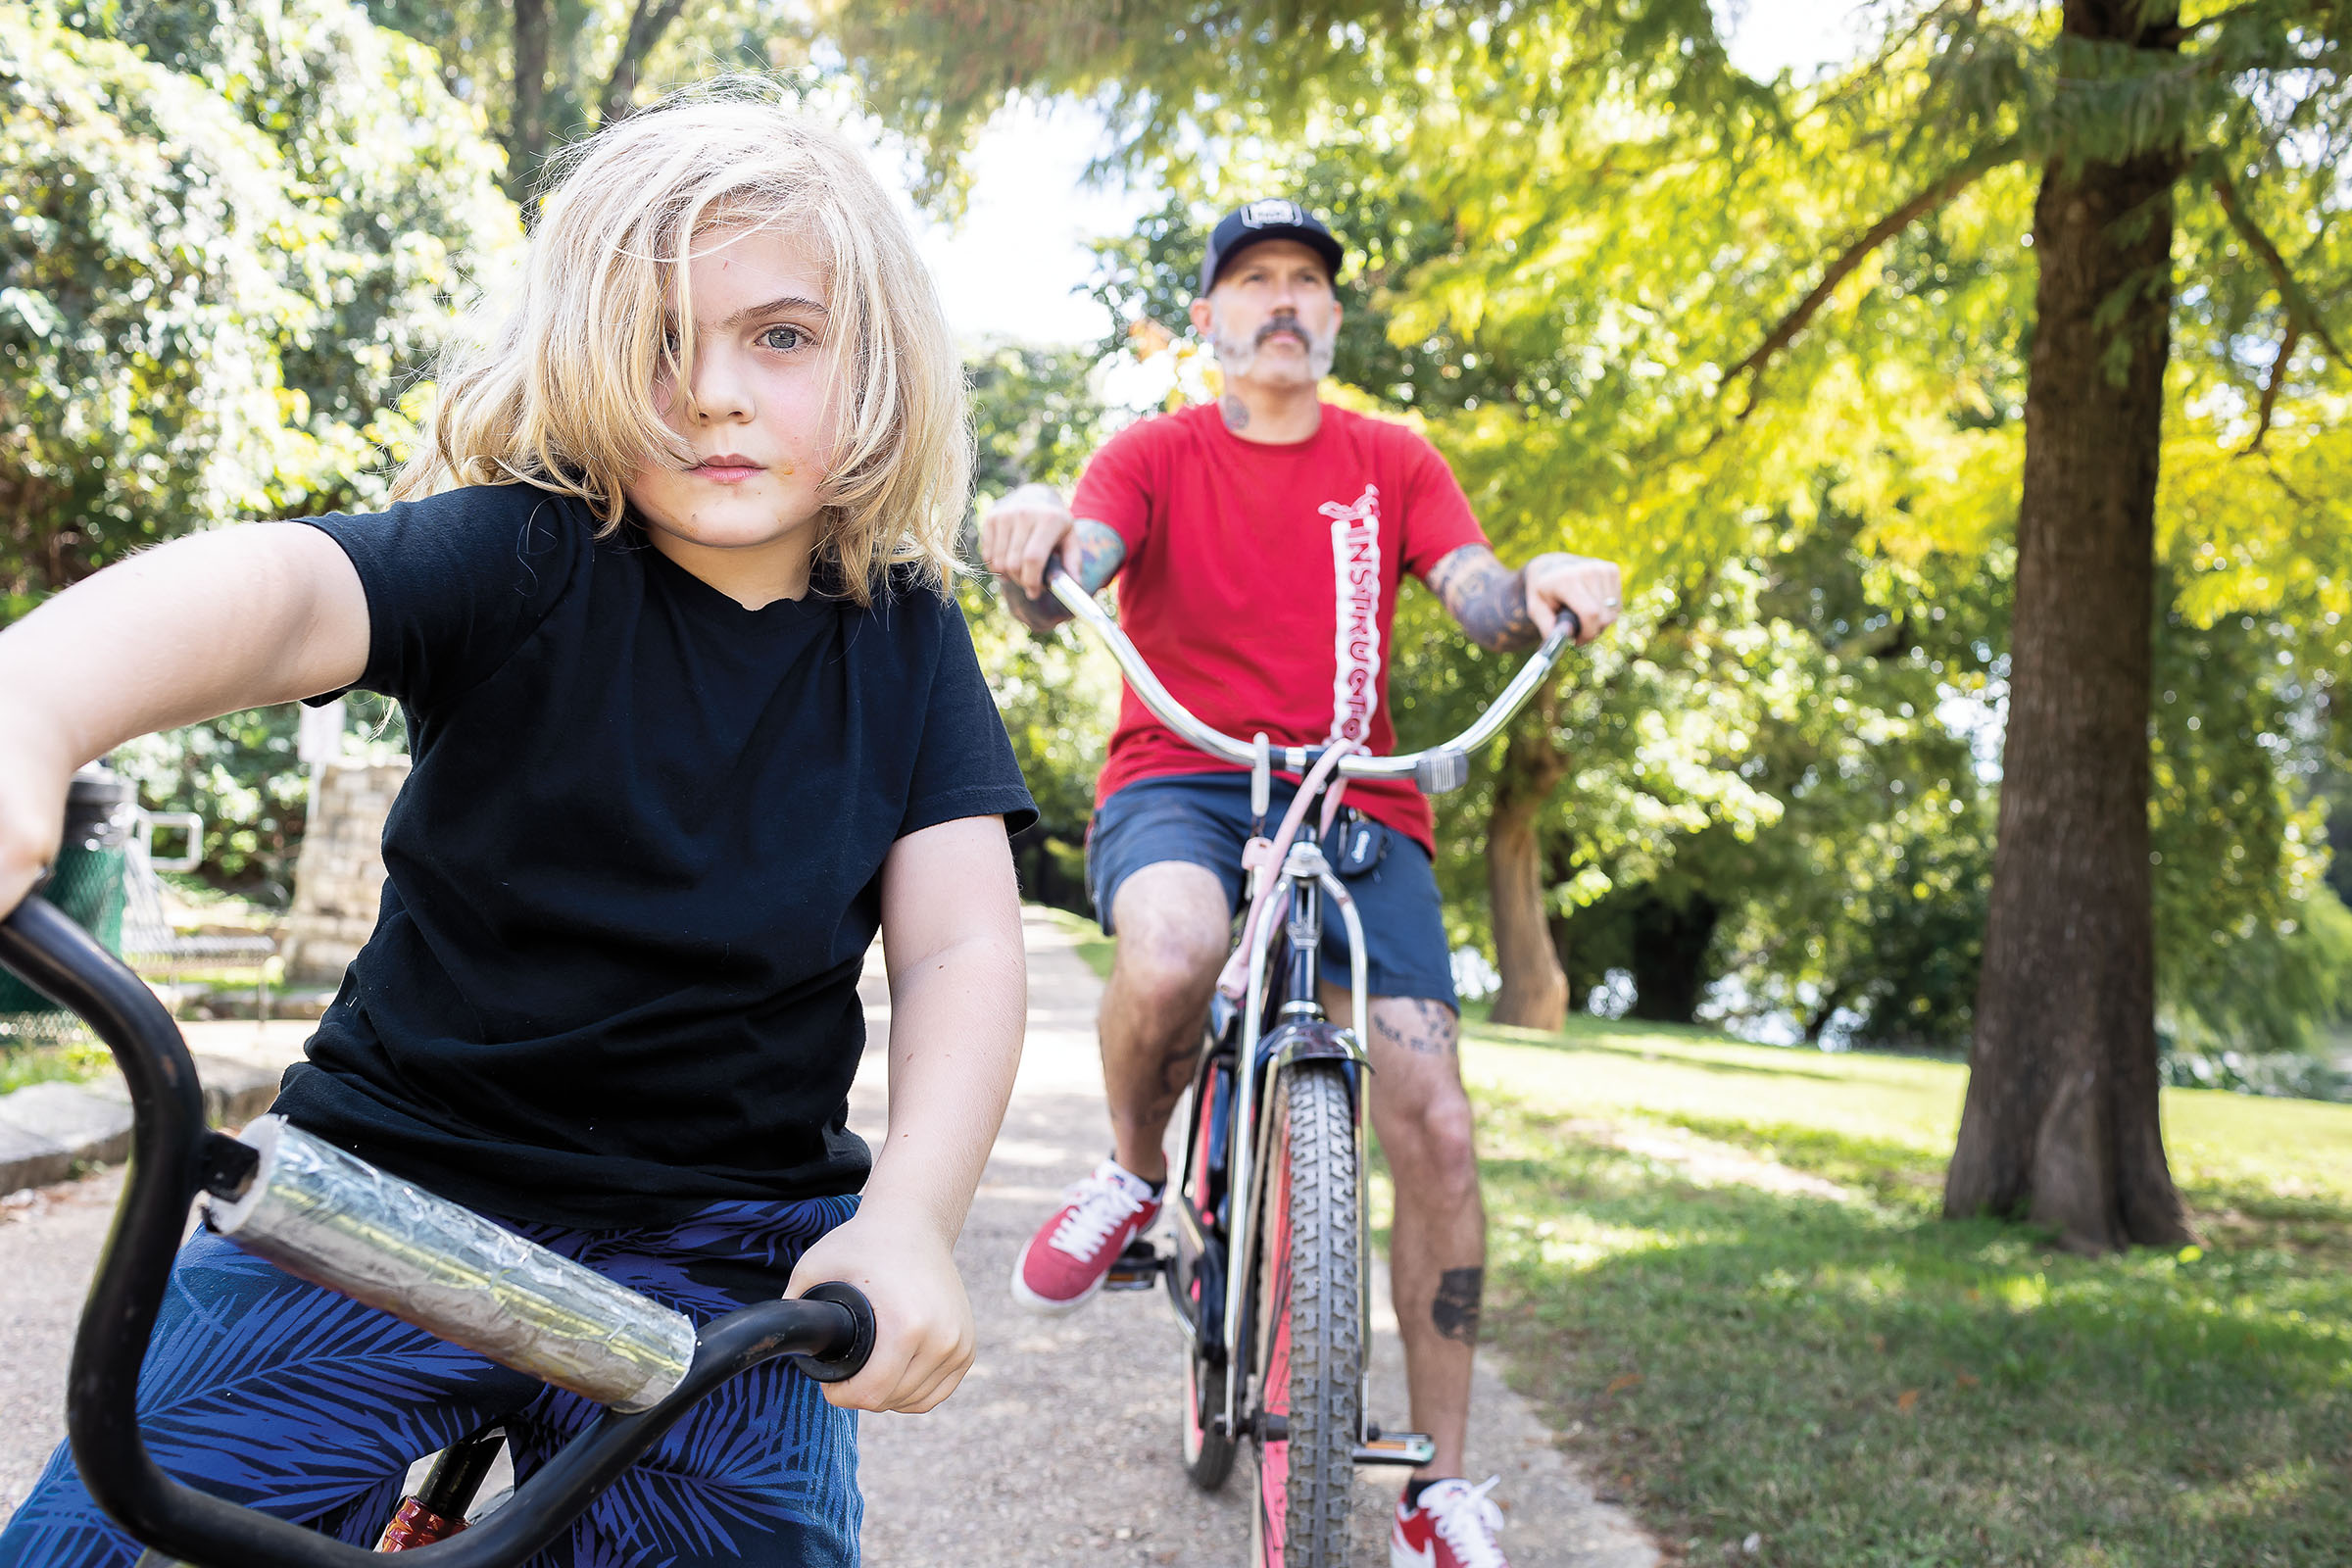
[207,1115,697,1412]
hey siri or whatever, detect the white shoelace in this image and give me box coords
[1428,1476,1509,1568]
[1047,1165,1150,1259]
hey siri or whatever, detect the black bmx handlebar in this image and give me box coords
[0,891,875,1568]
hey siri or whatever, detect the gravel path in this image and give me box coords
[0,910,1654,1565]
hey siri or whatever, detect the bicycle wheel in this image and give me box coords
[1247,1060,1361,1568]
[1182,1061,1238,1490]
[1183,1339,1237,1488]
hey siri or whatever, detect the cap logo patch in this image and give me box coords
[1241,199,1305,228]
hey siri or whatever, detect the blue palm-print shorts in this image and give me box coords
[0,1195,861,1567]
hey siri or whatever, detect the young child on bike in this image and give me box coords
[0,91,1033,1567]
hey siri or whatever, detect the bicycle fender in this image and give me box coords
[1256,1019,1367,1073]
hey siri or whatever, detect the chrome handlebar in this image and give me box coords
[1042,562,1579,794]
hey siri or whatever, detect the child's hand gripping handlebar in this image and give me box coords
[0,887,875,1568]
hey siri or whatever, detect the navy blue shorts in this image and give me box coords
[0,1196,861,1568]
[1087,771,1458,1009]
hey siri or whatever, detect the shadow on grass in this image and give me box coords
[1462,1004,1973,1057]
[1655,1115,1959,1211]
[1477,1107,2352,1568]
[1524,1036,1870,1087]
[1649,1112,2352,1251]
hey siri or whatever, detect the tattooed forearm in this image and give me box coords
[1372,997,1459,1056]
[1432,1265,1484,1344]
[1004,519,1128,634]
[1424,544,1539,652]
[1065,519,1129,593]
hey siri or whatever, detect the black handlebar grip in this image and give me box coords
[784,1280,877,1384]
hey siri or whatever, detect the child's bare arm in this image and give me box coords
[786,812,1026,1413]
[0,525,369,913]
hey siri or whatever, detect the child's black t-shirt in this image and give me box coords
[270,482,1037,1229]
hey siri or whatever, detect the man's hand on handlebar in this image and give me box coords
[785,1200,977,1414]
[1524,552,1622,644]
[979,483,1078,602]
[979,488,1129,637]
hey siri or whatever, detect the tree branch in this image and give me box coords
[599,0,694,127]
[2209,164,2352,374]
[1723,139,2022,416]
[2240,318,2300,455]
[2154,1,2266,46]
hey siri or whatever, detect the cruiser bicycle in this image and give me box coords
[1044,562,1576,1568]
[0,883,874,1567]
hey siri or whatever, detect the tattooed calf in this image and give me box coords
[1432,1266,1485,1344]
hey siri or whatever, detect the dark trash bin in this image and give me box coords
[0,762,135,1027]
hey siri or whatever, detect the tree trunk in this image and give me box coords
[1627,892,1720,1024]
[1943,0,2194,1254]
[1487,686,1570,1029]
[1549,910,1582,1013]
[509,0,553,199]
[599,0,692,128]
[1801,984,1848,1048]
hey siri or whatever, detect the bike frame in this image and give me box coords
[1046,562,1576,1470]
[1216,781,1368,1446]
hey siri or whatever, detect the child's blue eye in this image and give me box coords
[760,324,808,352]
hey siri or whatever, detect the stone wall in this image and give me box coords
[281,760,410,988]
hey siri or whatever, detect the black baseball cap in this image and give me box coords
[1199,199,1346,294]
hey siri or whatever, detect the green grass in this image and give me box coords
[0,1035,111,1096]
[1028,903,1116,980]
[1455,1015,2352,1566]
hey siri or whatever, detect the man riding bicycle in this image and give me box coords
[981,199,1622,1568]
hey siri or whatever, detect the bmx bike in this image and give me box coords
[0,877,875,1567]
[1042,562,1576,1567]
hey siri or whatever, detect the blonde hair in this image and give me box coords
[396,85,970,604]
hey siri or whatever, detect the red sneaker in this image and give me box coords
[1392,1477,1511,1568]
[1008,1158,1161,1313]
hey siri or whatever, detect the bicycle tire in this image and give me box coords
[1182,1060,1238,1490]
[1182,1343,1237,1489]
[1247,1060,1361,1568]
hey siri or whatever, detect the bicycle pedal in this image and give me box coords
[1353,1427,1437,1467]
[1102,1240,1166,1290]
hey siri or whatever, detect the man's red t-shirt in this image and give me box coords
[1070,400,1489,854]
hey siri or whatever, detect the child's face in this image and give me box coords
[626,223,838,600]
